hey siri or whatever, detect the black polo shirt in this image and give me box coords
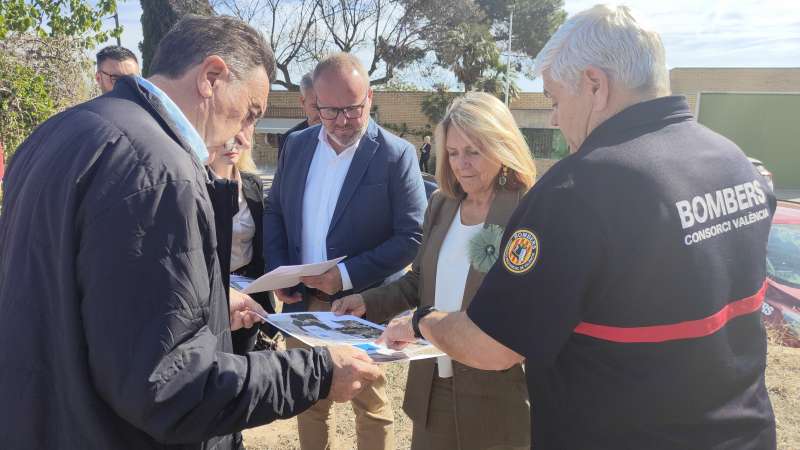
[468,96,777,449]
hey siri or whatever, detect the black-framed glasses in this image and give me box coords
[99,70,121,83]
[315,94,368,120]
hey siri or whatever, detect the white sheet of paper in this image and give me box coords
[240,256,347,294]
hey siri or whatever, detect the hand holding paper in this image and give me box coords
[229,289,267,331]
[237,256,347,294]
[301,265,343,295]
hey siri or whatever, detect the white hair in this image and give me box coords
[533,4,669,95]
[299,71,314,96]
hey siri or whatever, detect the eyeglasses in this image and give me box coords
[99,70,121,83]
[315,94,369,120]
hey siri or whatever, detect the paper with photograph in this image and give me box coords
[264,312,444,363]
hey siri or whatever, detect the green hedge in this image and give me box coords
[0,55,55,168]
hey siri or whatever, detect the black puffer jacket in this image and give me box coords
[0,77,333,449]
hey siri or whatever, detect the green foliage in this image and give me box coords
[421,0,565,96]
[421,83,459,124]
[473,62,520,103]
[381,121,431,138]
[0,53,55,167]
[139,0,215,76]
[0,0,122,48]
[436,23,499,92]
[0,33,97,200]
[372,77,422,92]
[1,33,97,110]
[475,0,566,57]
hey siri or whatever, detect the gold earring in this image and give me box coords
[498,166,508,187]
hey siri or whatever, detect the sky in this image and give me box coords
[100,0,800,92]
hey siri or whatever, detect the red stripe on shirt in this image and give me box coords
[573,281,767,343]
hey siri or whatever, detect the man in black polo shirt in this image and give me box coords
[378,5,776,449]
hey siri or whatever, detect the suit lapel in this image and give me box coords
[291,131,319,245]
[460,189,522,310]
[327,122,379,235]
[422,196,461,307]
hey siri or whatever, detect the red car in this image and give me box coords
[762,200,800,346]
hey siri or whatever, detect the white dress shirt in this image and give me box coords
[208,167,256,273]
[434,205,483,378]
[230,180,255,272]
[300,127,362,290]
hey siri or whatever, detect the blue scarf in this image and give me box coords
[136,77,209,161]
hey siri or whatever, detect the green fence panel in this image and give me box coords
[697,92,800,188]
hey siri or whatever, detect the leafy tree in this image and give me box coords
[476,0,566,57]
[213,0,463,90]
[312,0,428,86]
[0,33,96,161]
[1,33,97,110]
[139,0,215,76]
[435,23,499,92]
[421,83,459,124]
[372,76,420,91]
[0,0,122,48]
[474,62,520,103]
[0,54,55,171]
[424,0,564,97]
[213,0,321,90]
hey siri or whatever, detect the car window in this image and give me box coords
[767,224,800,288]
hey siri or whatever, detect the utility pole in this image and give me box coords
[504,6,514,106]
[113,11,121,46]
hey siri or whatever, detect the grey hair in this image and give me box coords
[299,72,314,95]
[150,15,276,83]
[313,52,370,85]
[533,4,669,95]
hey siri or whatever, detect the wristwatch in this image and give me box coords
[412,305,437,339]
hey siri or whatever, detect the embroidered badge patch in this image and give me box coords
[503,229,539,274]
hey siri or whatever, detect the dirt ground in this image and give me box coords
[767,342,800,449]
[243,362,412,450]
[244,342,800,450]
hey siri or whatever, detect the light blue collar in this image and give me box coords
[136,76,209,161]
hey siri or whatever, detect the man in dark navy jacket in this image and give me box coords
[0,15,379,450]
[379,5,776,450]
[264,53,426,449]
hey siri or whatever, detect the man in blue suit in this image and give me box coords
[263,53,427,450]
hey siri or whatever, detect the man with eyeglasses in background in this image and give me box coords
[95,45,140,94]
[264,52,427,450]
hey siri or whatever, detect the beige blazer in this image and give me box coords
[362,188,530,450]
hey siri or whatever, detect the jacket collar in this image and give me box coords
[115,76,211,182]
[578,95,693,154]
[422,189,524,310]
[288,121,381,238]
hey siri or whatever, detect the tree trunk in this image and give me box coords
[139,0,215,76]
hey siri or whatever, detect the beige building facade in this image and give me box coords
[253,68,799,174]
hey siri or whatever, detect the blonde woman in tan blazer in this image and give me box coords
[333,92,537,450]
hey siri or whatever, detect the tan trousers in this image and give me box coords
[289,298,395,450]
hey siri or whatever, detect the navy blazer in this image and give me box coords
[263,120,427,309]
